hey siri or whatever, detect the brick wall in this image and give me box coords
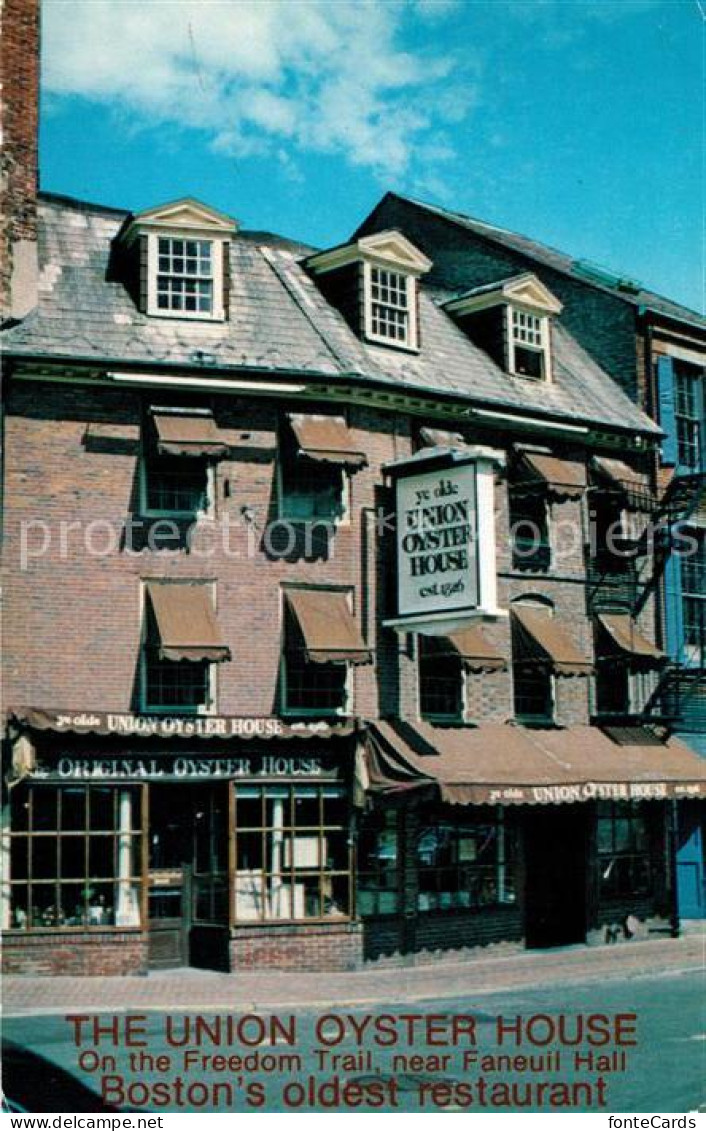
[2,384,408,717]
[230,922,363,972]
[1,930,148,975]
[0,0,39,318]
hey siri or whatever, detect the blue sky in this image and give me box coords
[41,0,703,312]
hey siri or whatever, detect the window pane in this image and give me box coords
[59,835,85,879]
[61,789,87,831]
[233,786,350,922]
[33,791,57,831]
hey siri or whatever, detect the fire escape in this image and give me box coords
[586,466,706,734]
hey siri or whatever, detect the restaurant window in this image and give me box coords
[8,786,144,931]
[418,636,464,721]
[674,365,702,471]
[233,785,351,922]
[416,810,516,912]
[596,801,652,899]
[357,809,399,917]
[509,484,551,571]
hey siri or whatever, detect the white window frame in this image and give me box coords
[138,580,218,715]
[507,305,551,382]
[146,232,225,322]
[363,261,419,352]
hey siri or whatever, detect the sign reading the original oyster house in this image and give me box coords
[30,753,341,782]
[395,462,479,620]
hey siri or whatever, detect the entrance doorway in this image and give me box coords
[148,784,229,970]
[525,806,588,948]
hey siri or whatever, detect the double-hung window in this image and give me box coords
[674,365,703,471]
[368,266,413,346]
[156,237,214,316]
[682,528,705,661]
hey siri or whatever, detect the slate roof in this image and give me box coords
[373,193,705,330]
[2,192,660,436]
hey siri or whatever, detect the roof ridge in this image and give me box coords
[388,192,705,326]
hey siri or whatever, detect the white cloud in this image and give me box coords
[42,0,475,178]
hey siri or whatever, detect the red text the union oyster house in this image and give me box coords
[66,1012,638,1049]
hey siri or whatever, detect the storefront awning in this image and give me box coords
[147,581,231,663]
[367,720,706,806]
[520,453,586,500]
[597,614,666,666]
[435,625,506,672]
[285,589,372,664]
[7,708,356,742]
[512,606,592,676]
[288,414,367,467]
[151,410,229,458]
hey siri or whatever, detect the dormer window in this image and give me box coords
[443,272,562,382]
[510,308,548,379]
[119,197,238,322]
[368,265,414,346]
[306,230,431,353]
[156,237,215,315]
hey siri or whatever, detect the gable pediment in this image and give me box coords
[125,197,238,239]
[503,274,563,314]
[444,272,563,318]
[306,228,431,276]
[358,230,432,274]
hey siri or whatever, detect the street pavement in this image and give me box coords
[3,932,705,1015]
[3,966,705,1113]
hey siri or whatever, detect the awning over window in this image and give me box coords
[419,426,468,450]
[434,625,506,672]
[597,614,666,666]
[512,606,592,676]
[288,414,367,467]
[366,720,706,806]
[147,582,231,663]
[592,456,652,509]
[152,410,229,459]
[520,453,587,500]
[285,589,372,664]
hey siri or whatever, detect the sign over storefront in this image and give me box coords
[30,753,343,782]
[396,462,479,618]
[386,447,505,632]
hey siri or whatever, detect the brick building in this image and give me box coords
[357,193,706,922]
[2,0,706,976]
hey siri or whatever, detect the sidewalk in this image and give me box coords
[3,933,704,1017]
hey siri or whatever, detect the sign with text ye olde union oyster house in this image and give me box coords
[396,463,479,619]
